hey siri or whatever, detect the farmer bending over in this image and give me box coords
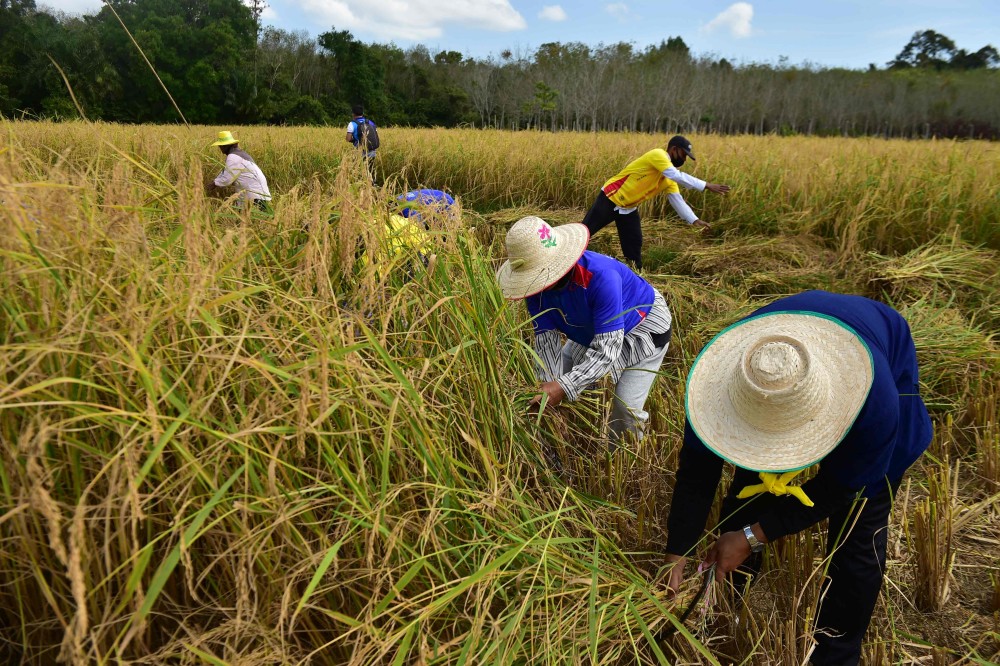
[357,213,435,282]
[583,135,730,269]
[209,131,272,212]
[496,216,672,444]
[396,189,456,229]
[663,290,932,666]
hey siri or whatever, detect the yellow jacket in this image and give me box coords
[359,215,432,276]
[601,148,681,208]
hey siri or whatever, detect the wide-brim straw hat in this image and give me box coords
[496,217,589,299]
[212,131,239,146]
[686,311,874,472]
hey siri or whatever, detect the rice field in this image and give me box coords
[0,120,998,665]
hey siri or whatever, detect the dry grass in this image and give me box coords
[0,120,998,665]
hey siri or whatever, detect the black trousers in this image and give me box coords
[582,191,643,269]
[718,467,899,666]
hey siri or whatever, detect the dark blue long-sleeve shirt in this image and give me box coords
[666,291,933,555]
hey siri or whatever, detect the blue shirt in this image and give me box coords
[526,251,656,348]
[397,189,455,223]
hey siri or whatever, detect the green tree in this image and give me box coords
[889,30,957,69]
[318,28,387,117]
[434,50,463,66]
[92,0,257,123]
[524,80,557,130]
[0,0,40,114]
[949,45,1000,70]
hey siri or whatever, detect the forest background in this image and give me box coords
[1,0,999,137]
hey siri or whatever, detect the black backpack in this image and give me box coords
[354,117,380,151]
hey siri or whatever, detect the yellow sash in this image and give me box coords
[737,470,814,507]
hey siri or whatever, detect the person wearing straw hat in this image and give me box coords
[582,136,730,270]
[496,216,673,444]
[662,290,932,666]
[209,131,272,212]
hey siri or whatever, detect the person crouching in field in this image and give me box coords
[396,188,456,229]
[358,213,436,282]
[209,131,272,213]
[496,216,672,445]
[663,290,932,666]
[584,135,730,270]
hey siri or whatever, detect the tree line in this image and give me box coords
[2,0,998,138]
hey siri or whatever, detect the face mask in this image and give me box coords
[549,273,572,291]
[671,154,686,168]
[547,268,575,291]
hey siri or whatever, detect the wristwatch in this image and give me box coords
[743,525,764,553]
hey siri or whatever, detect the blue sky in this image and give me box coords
[41,0,1000,69]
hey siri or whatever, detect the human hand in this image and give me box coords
[706,183,731,195]
[664,554,687,596]
[691,219,711,232]
[704,530,751,576]
[528,380,566,412]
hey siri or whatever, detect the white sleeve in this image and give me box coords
[346,121,356,133]
[661,165,706,191]
[667,192,699,224]
[214,155,237,187]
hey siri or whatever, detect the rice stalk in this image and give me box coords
[909,461,958,612]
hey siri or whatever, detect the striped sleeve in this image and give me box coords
[614,290,672,382]
[534,330,562,382]
[555,329,624,402]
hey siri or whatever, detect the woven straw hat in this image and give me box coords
[686,311,874,472]
[212,131,239,146]
[496,217,589,300]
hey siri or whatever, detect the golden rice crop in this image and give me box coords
[0,120,998,665]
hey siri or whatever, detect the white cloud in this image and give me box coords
[242,0,279,20]
[704,2,754,38]
[36,0,103,15]
[288,0,526,41]
[605,2,630,20]
[538,5,567,22]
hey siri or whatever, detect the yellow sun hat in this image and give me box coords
[211,131,239,146]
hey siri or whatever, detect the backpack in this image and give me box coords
[354,117,380,151]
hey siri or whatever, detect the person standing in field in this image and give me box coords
[396,188,456,229]
[209,131,272,212]
[346,104,380,184]
[496,216,672,444]
[662,290,932,666]
[583,135,730,269]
